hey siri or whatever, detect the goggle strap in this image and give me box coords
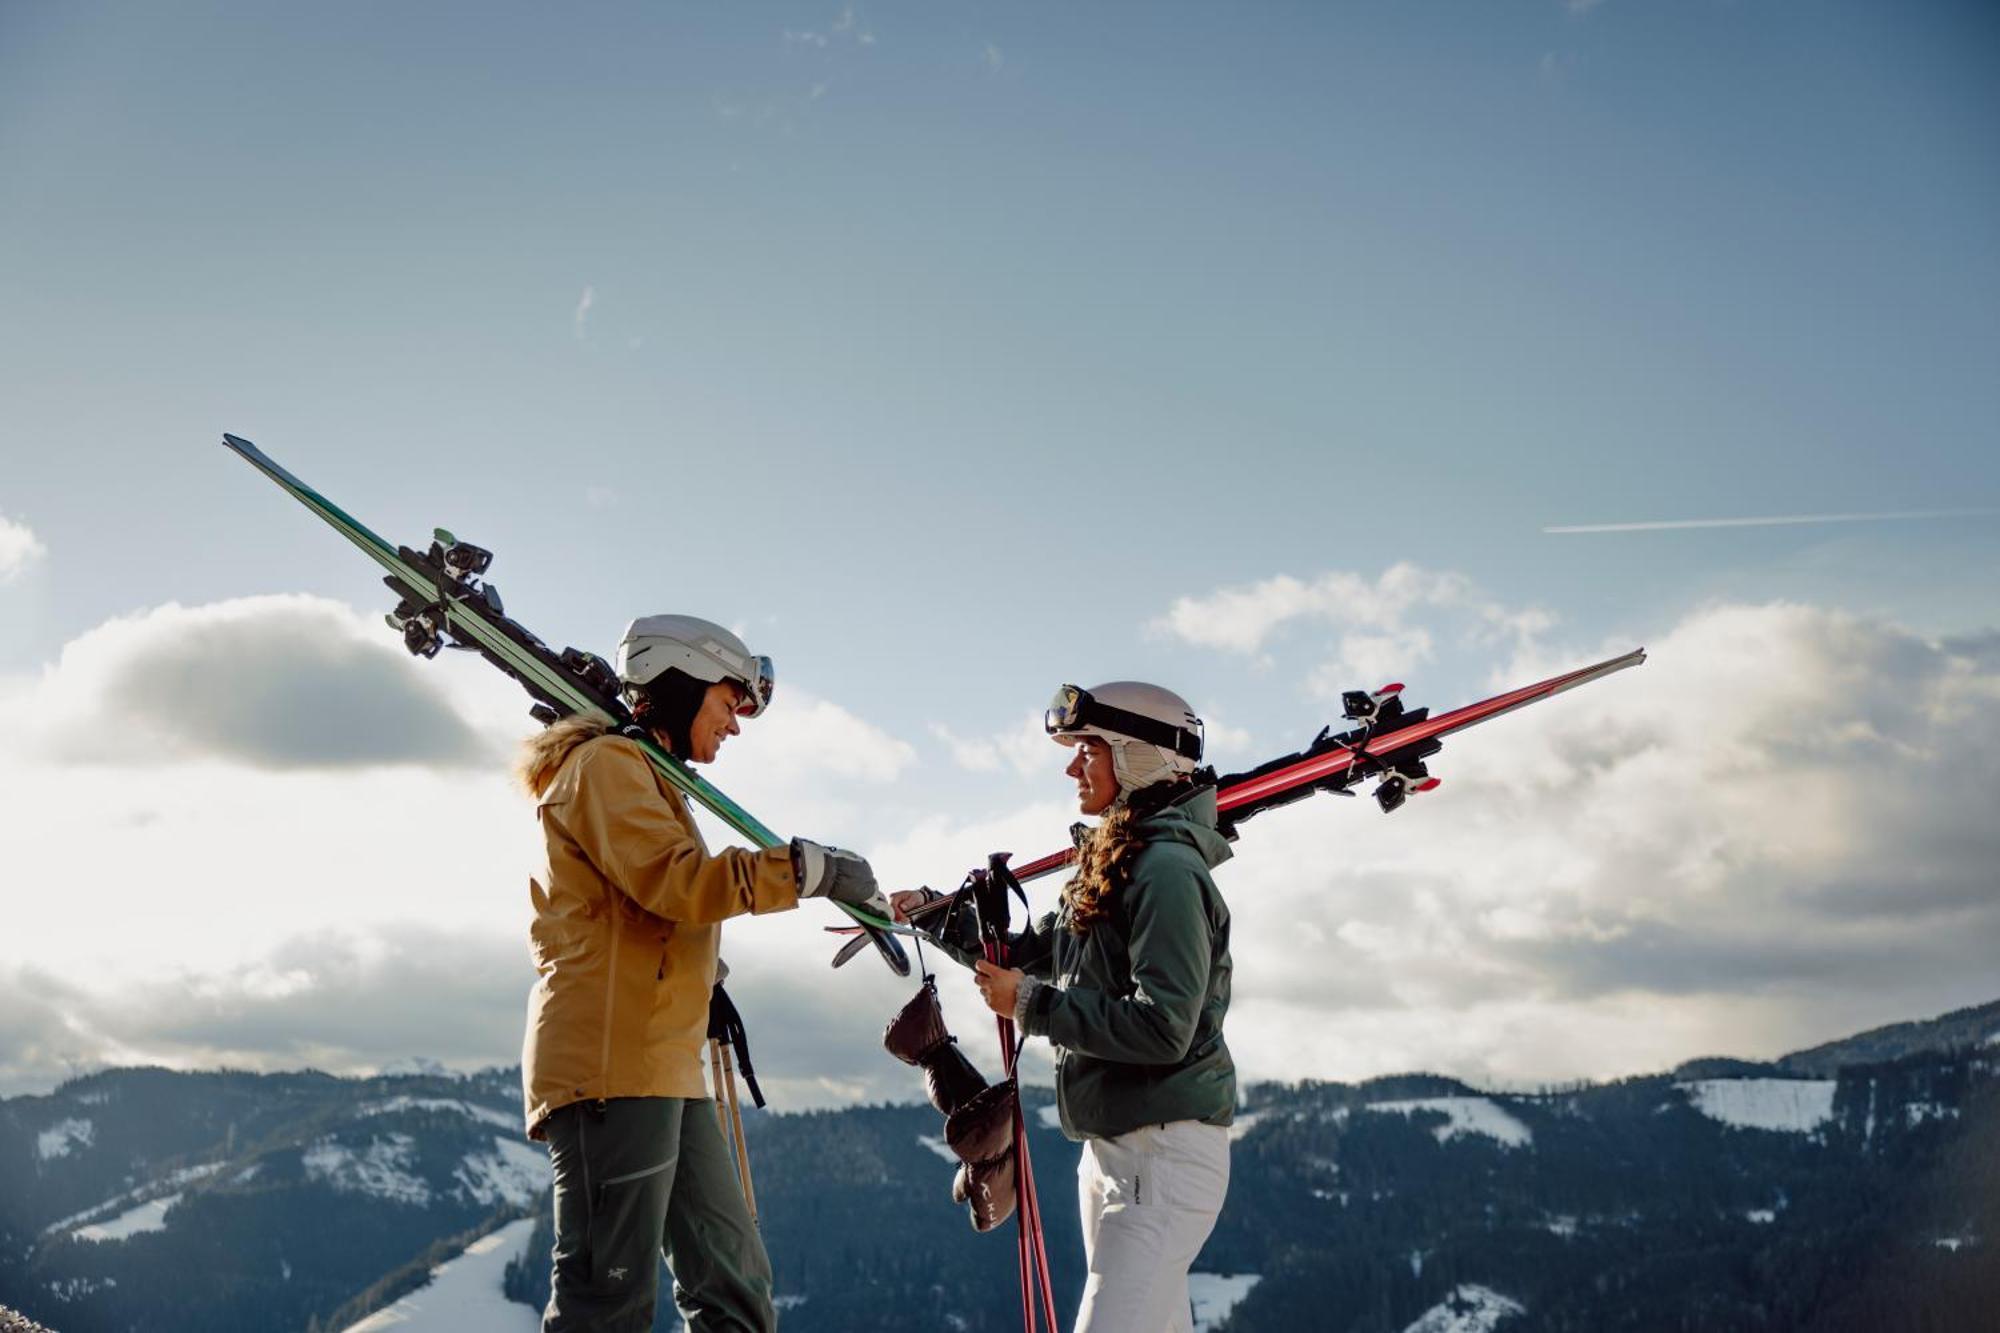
[1056,694,1202,760]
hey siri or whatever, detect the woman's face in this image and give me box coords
[686,681,745,764]
[1065,736,1120,816]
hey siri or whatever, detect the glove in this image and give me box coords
[792,838,884,916]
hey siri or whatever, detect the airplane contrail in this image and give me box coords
[1544,507,2000,535]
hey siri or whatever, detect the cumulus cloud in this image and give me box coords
[3,595,494,770]
[746,694,915,784]
[929,714,1051,779]
[1199,710,1254,759]
[0,512,47,581]
[0,930,530,1096]
[7,581,1994,1108]
[1217,601,2000,1087]
[1153,563,1555,690]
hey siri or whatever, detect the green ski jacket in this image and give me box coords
[1015,786,1236,1142]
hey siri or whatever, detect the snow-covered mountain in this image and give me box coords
[2,999,1995,1332]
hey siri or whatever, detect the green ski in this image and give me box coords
[220,432,913,976]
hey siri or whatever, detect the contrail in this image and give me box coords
[1544,507,2000,535]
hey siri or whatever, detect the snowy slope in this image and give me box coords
[1366,1098,1533,1149]
[338,1218,540,1333]
[73,1195,179,1242]
[1677,1079,1836,1133]
[1400,1284,1525,1333]
[1188,1273,1260,1332]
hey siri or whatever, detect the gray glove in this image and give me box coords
[791,838,887,918]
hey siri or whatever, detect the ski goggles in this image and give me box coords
[1044,684,1203,760]
[734,655,776,717]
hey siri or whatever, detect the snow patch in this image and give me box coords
[1904,1101,1959,1127]
[1543,1214,1577,1238]
[44,1162,226,1237]
[1677,1079,1836,1134]
[454,1137,548,1208]
[1401,1284,1525,1333]
[917,1134,959,1164]
[46,1276,118,1302]
[1226,1112,1264,1142]
[1932,1234,1979,1252]
[1745,1209,1776,1224]
[305,1134,430,1206]
[37,1118,94,1161]
[75,1194,179,1242]
[774,1295,809,1310]
[1188,1272,1259,1332]
[1036,1105,1062,1130]
[338,1217,540,1332]
[1365,1098,1532,1149]
[365,1097,519,1132]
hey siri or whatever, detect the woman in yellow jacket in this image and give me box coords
[517,614,885,1333]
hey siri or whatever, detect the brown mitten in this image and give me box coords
[946,1081,1020,1231]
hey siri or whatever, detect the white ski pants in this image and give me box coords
[1073,1120,1230,1333]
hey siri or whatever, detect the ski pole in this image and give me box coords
[720,1041,759,1224]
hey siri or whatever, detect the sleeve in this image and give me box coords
[1022,854,1210,1064]
[555,740,799,924]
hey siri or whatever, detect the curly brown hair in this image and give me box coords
[1061,780,1188,935]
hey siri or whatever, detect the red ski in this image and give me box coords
[833,647,1645,956]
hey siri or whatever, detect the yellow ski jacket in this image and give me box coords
[521,727,798,1137]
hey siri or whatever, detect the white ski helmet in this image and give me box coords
[1045,680,1203,797]
[617,615,774,718]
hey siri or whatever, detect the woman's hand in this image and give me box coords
[888,890,931,924]
[974,960,1024,1017]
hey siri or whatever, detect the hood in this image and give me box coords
[515,713,616,797]
[1132,783,1234,870]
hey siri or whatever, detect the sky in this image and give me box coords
[1,0,1997,1107]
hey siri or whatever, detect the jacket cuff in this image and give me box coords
[749,847,803,915]
[1016,976,1049,1034]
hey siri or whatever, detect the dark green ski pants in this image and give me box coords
[542,1096,776,1333]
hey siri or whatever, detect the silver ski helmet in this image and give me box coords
[1046,680,1203,797]
[617,614,774,718]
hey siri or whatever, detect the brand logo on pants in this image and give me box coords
[607,1267,628,1281]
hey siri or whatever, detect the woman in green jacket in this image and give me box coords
[906,680,1235,1333]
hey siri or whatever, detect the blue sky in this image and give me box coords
[2,1,1996,1101]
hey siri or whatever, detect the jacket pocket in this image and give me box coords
[587,1158,673,1286]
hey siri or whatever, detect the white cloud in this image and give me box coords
[1159,563,1556,705]
[572,285,595,340]
[1216,601,2000,1088]
[7,586,1995,1108]
[732,692,915,786]
[1153,563,1484,655]
[1199,710,1253,759]
[929,714,1052,779]
[0,512,47,581]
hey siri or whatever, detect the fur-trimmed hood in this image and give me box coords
[515,714,616,797]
